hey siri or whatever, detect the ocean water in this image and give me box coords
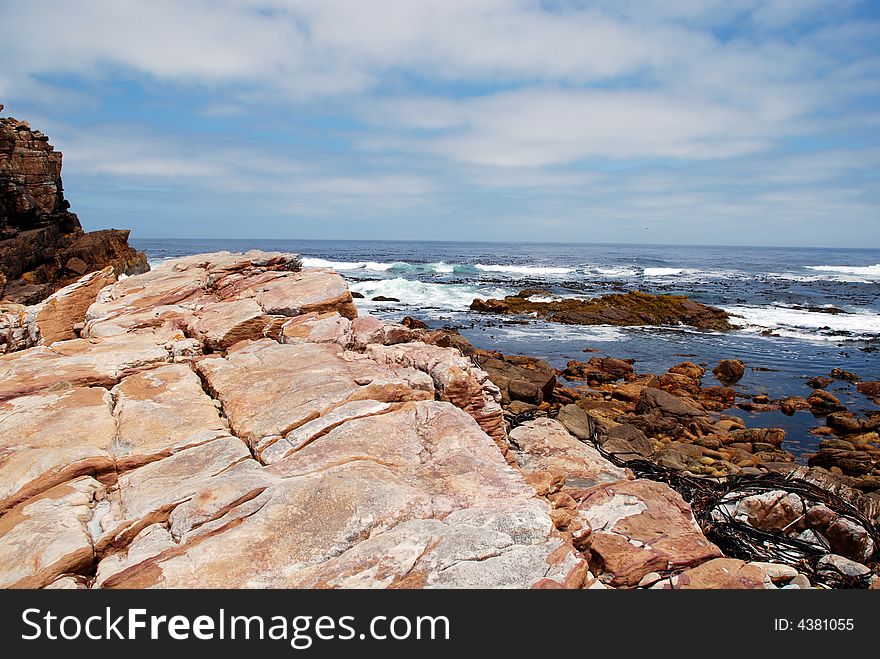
[134,238,880,458]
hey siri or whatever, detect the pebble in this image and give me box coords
[637,572,663,588]
[751,561,798,583]
[791,574,812,589]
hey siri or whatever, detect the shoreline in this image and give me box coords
[3,250,876,589]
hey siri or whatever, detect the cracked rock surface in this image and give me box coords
[0,251,587,588]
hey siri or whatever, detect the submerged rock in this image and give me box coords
[470,290,730,330]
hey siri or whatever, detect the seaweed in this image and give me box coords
[583,427,880,589]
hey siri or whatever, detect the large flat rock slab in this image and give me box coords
[0,477,103,588]
[0,387,116,511]
[97,401,585,588]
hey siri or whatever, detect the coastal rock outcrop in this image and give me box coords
[0,110,148,304]
[470,290,730,330]
[0,251,590,589]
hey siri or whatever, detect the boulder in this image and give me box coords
[563,357,634,383]
[713,359,745,383]
[856,381,880,404]
[508,418,628,489]
[556,403,596,440]
[780,396,811,416]
[830,368,860,382]
[636,387,706,418]
[577,479,722,586]
[659,558,767,589]
[808,389,847,416]
[473,351,556,405]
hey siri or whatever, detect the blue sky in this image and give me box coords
[1,0,878,247]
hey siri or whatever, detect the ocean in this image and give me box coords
[133,238,880,459]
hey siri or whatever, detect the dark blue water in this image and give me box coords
[134,238,880,458]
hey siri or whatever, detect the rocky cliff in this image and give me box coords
[0,106,148,304]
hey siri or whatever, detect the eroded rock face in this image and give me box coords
[0,251,589,589]
[0,114,148,304]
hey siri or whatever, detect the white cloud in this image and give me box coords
[1,0,877,245]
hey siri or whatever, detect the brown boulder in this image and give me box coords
[713,359,745,383]
[473,351,556,405]
[636,387,706,418]
[830,368,860,382]
[577,479,722,586]
[563,357,634,383]
[808,389,847,416]
[662,558,767,589]
[780,396,811,416]
[808,375,833,389]
[856,381,880,404]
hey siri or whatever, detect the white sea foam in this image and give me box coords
[349,278,512,310]
[474,263,575,275]
[483,322,625,343]
[642,267,701,277]
[301,257,399,271]
[724,303,880,341]
[768,272,877,284]
[592,266,640,277]
[427,261,455,274]
[805,263,880,277]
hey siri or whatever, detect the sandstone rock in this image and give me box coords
[713,359,745,383]
[830,368,860,382]
[98,402,586,588]
[816,554,871,578]
[808,389,847,416]
[577,479,722,586]
[509,418,627,489]
[0,115,147,304]
[856,381,880,404]
[556,403,595,440]
[602,424,654,458]
[663,558,767,589]
[280,311,353,346]
[0,477,103,588]
[807,375,834,389]
[111,364,229,470]
[669,361,705,380]
[30,266,116,344]
[781,396,811,416]
[750,561,799,583]
[0,387,115,512]
[0,333,172,402]
[471,290,730,330]
[636,387,706,418]
[473,351,556,405]
[366,342,508,455]
[563,357,634,383]
[0,251,591,589]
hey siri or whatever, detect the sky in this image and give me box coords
[1,0,879,247]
